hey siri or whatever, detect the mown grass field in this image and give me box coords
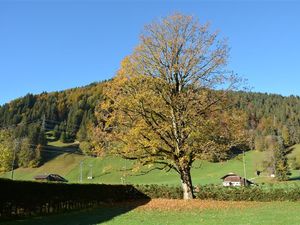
[3,199,300,225]
[1,141,300,186]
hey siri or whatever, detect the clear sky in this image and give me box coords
[0,0,299,105]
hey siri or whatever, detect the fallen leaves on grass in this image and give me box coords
[135,199,262,212]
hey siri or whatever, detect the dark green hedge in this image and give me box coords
[0,179,149,220]
[196,184,300,202]
[135,184,183,199]
[136,184,300,202]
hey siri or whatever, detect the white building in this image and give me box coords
[221,173,254,187]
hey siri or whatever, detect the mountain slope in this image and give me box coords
[2,141,299,186]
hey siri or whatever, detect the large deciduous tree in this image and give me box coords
[95,13,247,199]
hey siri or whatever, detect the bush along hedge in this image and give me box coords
[136,184,300,202]
[135,184,183,199]
[0,179,149,220]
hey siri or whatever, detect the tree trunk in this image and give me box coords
[179,166,194,200]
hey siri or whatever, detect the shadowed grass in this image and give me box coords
[2,200,300,225]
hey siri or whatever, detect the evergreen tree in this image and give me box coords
[273,137,290,181]
[53,125,60,140]
[281,125,291,147]
[60,132,67,143]
[262,135,290,181]
[76,125,87,142]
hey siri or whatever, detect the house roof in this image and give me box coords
[221,173,255,184]
[220,173,238,180]
[224,176,243,183]
[34,174,49,179]
[34,174,68,182]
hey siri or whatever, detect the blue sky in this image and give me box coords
[0,0,299,105]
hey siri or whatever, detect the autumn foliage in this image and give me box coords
[94,13,248,199]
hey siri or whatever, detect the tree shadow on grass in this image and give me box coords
[289,176,300,181]
[3,201,150,225]
[1,186,151,225]
[41,144,81,163]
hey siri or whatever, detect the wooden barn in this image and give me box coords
[34,174,68,183]
[221,173,254,187]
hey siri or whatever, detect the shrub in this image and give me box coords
[135,184,182,199]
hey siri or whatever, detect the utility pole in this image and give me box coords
[89,164,93,179]
[79,161,83,183]
[243,150,247,185]
[11,139,19,180]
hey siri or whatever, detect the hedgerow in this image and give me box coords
[136,184,300,202]
[1,179,299,221]
[0,179,149,220]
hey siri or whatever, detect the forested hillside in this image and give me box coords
[231,92,300,147]
[0,81,106,171]
[1,81,300,175]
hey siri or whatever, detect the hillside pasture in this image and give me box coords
[0,149,264,185]
[1,140,300,186]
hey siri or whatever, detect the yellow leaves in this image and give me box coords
[102,165,113,174]
[117,56,136,78]
[0,129,14,172]
[132,166,141,173]
[135,199,260,212]
[92,13,247,177]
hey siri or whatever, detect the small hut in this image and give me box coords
[34,174,68,182]
[221,173,254,187]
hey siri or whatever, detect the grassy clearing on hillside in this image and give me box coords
[0,153,84,181]
[1,140,300,186]
[3,200,300,225]
[0,150,263,185]
[47,140,79,148]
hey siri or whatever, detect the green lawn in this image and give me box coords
[2,200,300,225]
